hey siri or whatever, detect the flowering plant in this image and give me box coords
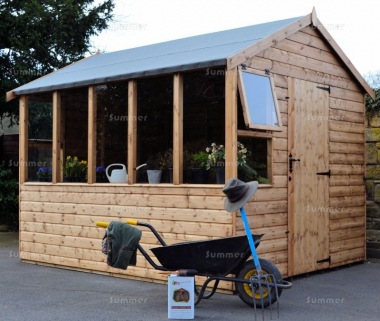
[96,165,108,182]
[205,143,225,169]
[96,166,106,174]
[65,156,87,179]
[37,167,52,178]
[205,142,249,169]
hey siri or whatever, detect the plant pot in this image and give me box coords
[147,170,162,184]
[96,176,108,183]
[215,166,225,184]
[168,168,173,183]
[38,177,51,182]
[191,168,208,184]
[183,168,192,184]
[65,176,85,183]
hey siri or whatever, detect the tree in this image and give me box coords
[0,0,115,124]
[364,72,380,115]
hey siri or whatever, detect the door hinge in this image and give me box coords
[316,170,331,177]
[316,85,331,93]
[317,256,331,264]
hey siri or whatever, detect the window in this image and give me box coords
[238,68,282,131]
[237,93,272,184]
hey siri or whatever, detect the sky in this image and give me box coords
[90,0,380,76]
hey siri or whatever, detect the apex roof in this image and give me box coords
[7,9,375,100]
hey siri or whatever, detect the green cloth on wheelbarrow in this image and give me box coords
[106,221,142,270]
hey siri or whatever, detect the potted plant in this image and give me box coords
[96,166,107,182]
[160,148,173,183]
[205,143,225,183]
[205,142,255,184]
[183,149,193,183]
[36,167,52,182]
[64,156,87,182]
[146,153,164,184]
[190,151,209,184]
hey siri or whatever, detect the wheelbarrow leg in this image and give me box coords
[194,277,220,306]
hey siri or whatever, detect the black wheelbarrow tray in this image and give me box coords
[96,219,292,308]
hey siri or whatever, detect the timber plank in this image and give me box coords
[247,56,360,93]
[20,184,224,196]
[273,175,288,188]
[330,196,365,208]
[330,237,365,253]
[251,188,288,202]
[20,191,225,210]
[20,202,232,224]
[330,216,365,231]
[20,219,232,238]
[329,185,365,198]
[329,153,364,165]
[329,206,365,220]
[257,250,287,265]
[329,120,364,134]
[225,68,238,181]
[330,247,365,265]
[272,163,288,176]
[287,30,332,52]
[271,150,288,163]
[245,200,287,215]
[329,142,364,155]
[258,47,352,79]
[330,227,364,242]
[236,225,288,240]
[330,98,364,113]
[235,213,287,229]
[272,138,288,151]
[330,87,364,103]
[329,109,364,124]
[330,164,364,175]
[275,38,341,66]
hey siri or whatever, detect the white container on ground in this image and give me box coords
[168,275,194,319]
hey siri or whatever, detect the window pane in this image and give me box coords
[137,76,173,183]
[61,88,88,182]
[237,137,270,184]
[241,72,279,127]
[27,94,53,182]
[96,83,128,183]
[183,69,225,184]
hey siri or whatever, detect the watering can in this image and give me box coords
[106,163,147,183]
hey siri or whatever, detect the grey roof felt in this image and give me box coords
[13,17,301,96]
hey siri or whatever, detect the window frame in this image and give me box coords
[237,67,282,131]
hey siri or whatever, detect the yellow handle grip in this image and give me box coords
[96,220,138,228]
[96,221,109,228]
[126,219,139,225]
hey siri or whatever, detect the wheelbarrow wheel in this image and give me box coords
[236,259,283,308]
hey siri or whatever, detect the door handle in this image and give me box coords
[289,153,300,173]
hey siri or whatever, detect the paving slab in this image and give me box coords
[1,232,379,321]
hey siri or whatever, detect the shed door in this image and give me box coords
[288,78,330,276]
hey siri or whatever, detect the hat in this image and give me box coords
[222,178,258,212]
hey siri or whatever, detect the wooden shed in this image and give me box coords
[7,9,375,288]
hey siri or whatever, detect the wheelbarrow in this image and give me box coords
[96,218,292,309]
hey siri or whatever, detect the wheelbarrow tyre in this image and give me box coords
[236,259,283,308]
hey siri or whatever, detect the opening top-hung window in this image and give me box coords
[238,68,282,131]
